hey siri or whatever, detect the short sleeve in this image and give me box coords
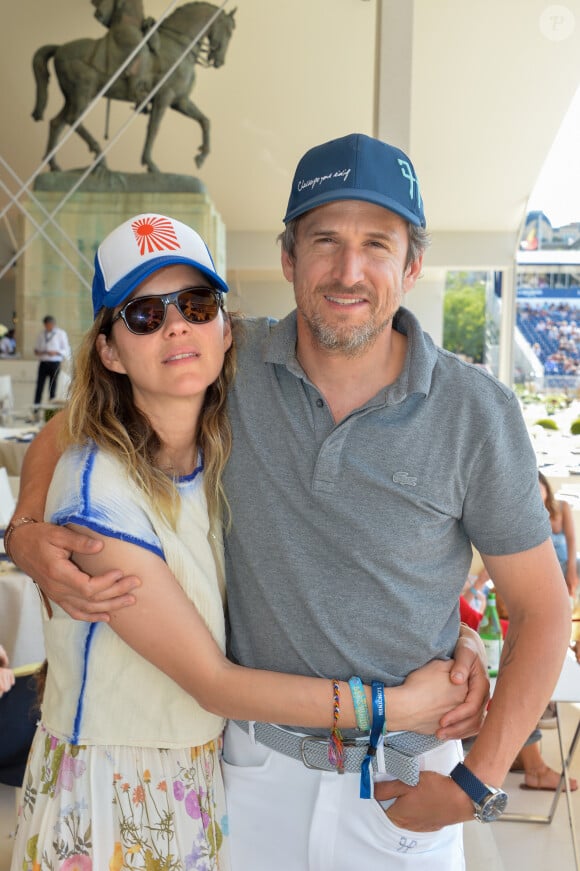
[46,443,164,558]
[462,394,550,555]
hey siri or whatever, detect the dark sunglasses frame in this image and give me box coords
[111,286,223,335]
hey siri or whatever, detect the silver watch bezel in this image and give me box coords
[473,786,508,822]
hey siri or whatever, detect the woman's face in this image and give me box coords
[97,264,231,415]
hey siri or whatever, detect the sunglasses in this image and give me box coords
[111,286,223,335]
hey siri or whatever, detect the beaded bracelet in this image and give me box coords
[348,676,371,732]
[328,679,345,774]
[360,681,385,799]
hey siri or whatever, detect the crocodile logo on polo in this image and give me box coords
[392,471,418,487]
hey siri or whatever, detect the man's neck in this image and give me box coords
[296,322,408,423]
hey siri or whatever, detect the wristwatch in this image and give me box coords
[449,762,508,822]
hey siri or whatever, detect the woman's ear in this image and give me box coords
[222,313,233,353]
[96,332,127,374]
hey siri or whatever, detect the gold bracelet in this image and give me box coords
[3,516,39,562]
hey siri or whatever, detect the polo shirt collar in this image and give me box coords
[263,306,438,402]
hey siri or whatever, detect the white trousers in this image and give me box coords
[222,722,465,871]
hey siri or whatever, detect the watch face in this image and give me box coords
[478,790,508,822]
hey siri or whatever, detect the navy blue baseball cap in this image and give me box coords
[283,133,426,228]
[92,213,229,317]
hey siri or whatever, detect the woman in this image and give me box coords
[10,215,469,870]
[539,471,578,601]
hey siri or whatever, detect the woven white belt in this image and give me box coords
[233,720,444,786]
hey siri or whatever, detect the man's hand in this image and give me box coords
[436,624,489,739]
[394,660,467,734]
[9,521,140,622]
[375,771,474,831]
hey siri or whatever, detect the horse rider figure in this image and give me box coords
[90,0,160,105]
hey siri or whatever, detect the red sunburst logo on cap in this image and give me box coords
[131,216,180,255]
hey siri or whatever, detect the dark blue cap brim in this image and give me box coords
[283,188,426,227]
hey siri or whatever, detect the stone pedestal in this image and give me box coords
[17,177,225,357]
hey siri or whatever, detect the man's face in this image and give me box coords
[281,200,422,357]
[44,320,55,332]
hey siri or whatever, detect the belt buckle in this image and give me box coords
[299,735,359,771]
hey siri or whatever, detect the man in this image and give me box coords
[0,328,16,356]
[7,134,570,870]
[91,0,158,105]
[33,315,70,409]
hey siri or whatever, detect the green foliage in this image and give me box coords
[571,419,580,435]
[534,418,559,430]
[443,274,486,363]
[514,385,539,404]
[543,393,573,413]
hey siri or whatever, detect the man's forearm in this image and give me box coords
[463,604,570,785]
[13,413,64,521]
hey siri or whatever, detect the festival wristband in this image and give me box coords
[328,679,345,773]
[348,676,371,732]
[360,681,385,799]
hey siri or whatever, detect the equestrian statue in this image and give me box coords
[31,0,236,173]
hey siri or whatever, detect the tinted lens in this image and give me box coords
[177,288,220,323]
[122,288,220,334]
[124,297,166,333]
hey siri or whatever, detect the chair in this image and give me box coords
[497,652,580,871]
[0,466,15,527]
[0,375,13,426]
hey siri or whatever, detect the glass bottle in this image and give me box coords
[478,591,503,678]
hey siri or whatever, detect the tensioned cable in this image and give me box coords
[0,170,91,287]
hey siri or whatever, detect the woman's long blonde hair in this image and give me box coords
[539,470,558,521]
[62,306,236,530]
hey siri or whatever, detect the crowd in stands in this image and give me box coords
[517,301,580,376]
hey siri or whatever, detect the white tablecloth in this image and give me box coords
[551,649,580,703]
[490,649,580,702]
[0,427,38,476]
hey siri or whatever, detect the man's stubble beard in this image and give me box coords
[300,307,394,358]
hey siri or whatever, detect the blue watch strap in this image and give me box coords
[449,762,489,804]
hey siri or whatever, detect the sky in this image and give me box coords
[526,84,580,227]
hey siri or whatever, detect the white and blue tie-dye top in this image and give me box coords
[41,441,226,748]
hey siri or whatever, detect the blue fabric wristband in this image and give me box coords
[360,681,385,799]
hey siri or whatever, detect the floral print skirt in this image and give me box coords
[10,724,230,871]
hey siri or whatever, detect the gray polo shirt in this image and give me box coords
[223,307,549,688]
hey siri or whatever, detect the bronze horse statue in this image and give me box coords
[31,0,236,172]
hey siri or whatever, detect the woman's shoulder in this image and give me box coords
[55,440,125,478]
[49,441,138,516]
